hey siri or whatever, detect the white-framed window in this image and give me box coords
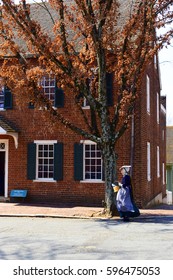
[157,92,160,124]
[162,162,165,184]
[83,141,103,181]
[146,74,150,114]
[82,78,91,108]
[154,54,157,70]
[147,142,151,181]
[82,97,90,108]
[40,75,56,104]
[35,140,56,181]
[157,146,160,178]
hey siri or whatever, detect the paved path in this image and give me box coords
[0,202,173,218]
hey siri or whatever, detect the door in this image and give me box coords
[0,151,5,196]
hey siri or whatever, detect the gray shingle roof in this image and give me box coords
[0,115,18,133]
[1,1,137,55]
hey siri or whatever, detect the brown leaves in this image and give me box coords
[0,0,173,142]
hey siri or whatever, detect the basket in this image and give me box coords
[113,185,120,192]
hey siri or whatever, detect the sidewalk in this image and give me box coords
[0,202,173,219]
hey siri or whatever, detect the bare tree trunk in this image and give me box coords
[102,143,117,215]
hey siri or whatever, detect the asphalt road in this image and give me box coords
[0,215,173,260]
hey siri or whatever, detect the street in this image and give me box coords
[0,215,173,260]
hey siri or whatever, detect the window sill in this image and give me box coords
[82,106,90,110]
[80,180,104,183]
[33,179,57,183]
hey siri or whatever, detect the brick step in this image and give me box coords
[0,197,10,203]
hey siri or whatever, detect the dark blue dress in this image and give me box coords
[116,174,140,219]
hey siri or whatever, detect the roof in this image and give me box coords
[0,115,18,133]
[0,115,19,148]
[1,0,138,56]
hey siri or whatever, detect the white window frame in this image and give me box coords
[146,75,150,114]
[0,140,9,197]
[34,140,57,182]
[82,97,90,109]
[157,146,160,178]
[157,92,160,124]
[80,140,103,182]
[147,142,151,181]
[162,162,165,184]
[40,75,56,105]
[154,54,157,70]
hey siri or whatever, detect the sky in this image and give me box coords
[158,19,173,126]
[159,43,173,126]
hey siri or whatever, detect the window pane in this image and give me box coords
[0,88,4,109]
[85,151,90,157]
[84,143,102,180]
[37,144,54,179]
[91,151,95,157]
[40,75,56,105]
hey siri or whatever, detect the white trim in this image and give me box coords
[157,146,160,178]
[80,180,104,183]
[35,141,56,181]
[161,104,166,114]
[146,74,150,114]
[147,141,151,181]
[8,132,18,149]
[81,140,103,181]
[80,140,95,144]
[0,129,18,148]
[33,179,56,183]
[82,105,90,110]
[34,140,57,144]
[0,140,9,198]
[162,162,165,184]
[157,92,160,124]
[0,127,6,133]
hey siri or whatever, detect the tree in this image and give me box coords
[0,0,173,214]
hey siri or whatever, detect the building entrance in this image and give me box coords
[0,151,5,196]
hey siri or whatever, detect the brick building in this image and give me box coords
[0,1,166,208]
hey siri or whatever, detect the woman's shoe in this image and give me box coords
[123,217,130,222]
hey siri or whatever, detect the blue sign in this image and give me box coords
[10,190,28,198]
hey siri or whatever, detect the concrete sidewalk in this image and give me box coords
[0,202,173,219]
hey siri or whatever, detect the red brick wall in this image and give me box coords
[0,61,166,207]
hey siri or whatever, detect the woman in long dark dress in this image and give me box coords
[116,166,140,222]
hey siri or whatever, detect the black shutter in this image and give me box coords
[54,143,63,180]
[27,143,36,180]
[54,87,64,108]
[74,143,83,180]
[76,92,83,101]
[106,72,113,106]
[102,162,105,181]
[4,87,13,109]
